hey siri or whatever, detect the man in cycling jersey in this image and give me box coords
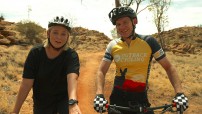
[12,16,82,114]
[94,7,188,114]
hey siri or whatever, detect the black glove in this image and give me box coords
[94,94,108,113]
[172,93,188,112]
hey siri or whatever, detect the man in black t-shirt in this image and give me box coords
[12,16,82,114]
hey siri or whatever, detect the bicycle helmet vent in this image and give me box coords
[108,7,136,25]
[48,16,71,31]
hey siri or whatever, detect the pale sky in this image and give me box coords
[1,0,202,38]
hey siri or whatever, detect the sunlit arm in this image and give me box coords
[96,60,111,94]
[67,73,82,114]
[12,78,34,114]
[158,57,183,94]
[67,73,79,100]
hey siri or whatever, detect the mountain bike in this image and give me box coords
[103,102,184,114]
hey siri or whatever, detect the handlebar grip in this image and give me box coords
[106,104,109,108]
[172,102,177,107]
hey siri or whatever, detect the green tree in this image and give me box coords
[111,28,120,39]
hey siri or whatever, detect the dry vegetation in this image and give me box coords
[0,20,201,114]
[0,45,32,114]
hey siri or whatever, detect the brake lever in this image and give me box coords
[161,105,177,114]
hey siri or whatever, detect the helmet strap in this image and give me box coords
[128,24,136,40]
[48,38,67,51]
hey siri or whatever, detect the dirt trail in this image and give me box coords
[77,51,105,114]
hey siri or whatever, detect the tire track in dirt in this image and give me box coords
[77,51,104,114]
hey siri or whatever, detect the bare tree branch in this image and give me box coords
[137,1,160,14]
[115,0,121,7]
[150,0,171,50]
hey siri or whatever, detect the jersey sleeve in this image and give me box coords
[23,48,39,79]
[146,36,166,61]
[66,50,80,76]
[103,40,117,62]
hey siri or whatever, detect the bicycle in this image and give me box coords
[103,102,184,114]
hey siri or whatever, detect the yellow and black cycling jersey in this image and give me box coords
[103,34,165,92]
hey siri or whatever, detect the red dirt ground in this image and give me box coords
[77,51,108,114]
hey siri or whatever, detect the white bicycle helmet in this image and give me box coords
[48,16,71,31]
[108,7,137,25]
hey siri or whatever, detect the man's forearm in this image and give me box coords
[96,71,105,94]
[166,66,183,93]
[95,60,111,95]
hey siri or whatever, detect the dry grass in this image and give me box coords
[0,45,32,114]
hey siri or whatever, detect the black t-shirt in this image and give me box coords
[23,45,80,108]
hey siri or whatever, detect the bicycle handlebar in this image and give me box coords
[105,103,180,114]
[146,103,175,111]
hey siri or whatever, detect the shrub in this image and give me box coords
[15,20,45,44]
[0,14,5,21]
